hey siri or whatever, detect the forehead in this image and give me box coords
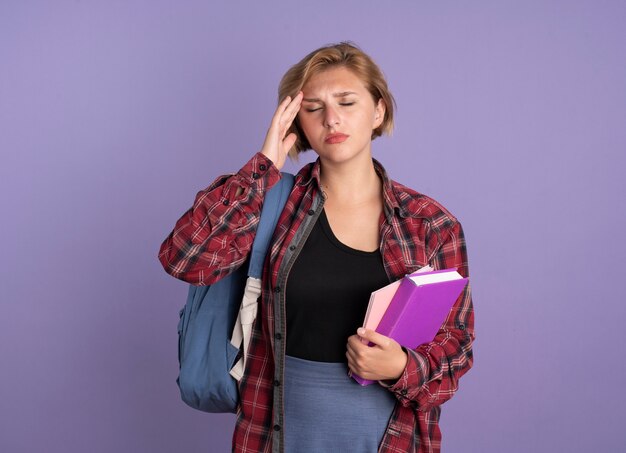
[302,66,369,95]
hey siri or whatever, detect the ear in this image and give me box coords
[373,98,386,129]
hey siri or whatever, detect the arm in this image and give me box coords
[158,153,280,285]
[158,92,304,285]
[346,220,474,409]
[383,220,475,411]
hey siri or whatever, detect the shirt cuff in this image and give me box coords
[237,152,280,185]
[222,153,281,204]
[379,348,429,407]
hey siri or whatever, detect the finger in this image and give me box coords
[279,94,293,107]
[284,103,300,130]
[279,95,302,132]
[278,92,301,116]
[345,349,359,370]
[346,334,365,350]
[281,92,303,120]
[286,90,303,108]
[272,95,293,126]
[288,90,303,105]
[346,336,365,356]
[357,328,392,349]
[346,350,370,377]
[279,113,298,141]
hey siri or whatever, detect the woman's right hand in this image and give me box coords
[260,91,303,170]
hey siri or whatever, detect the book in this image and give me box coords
[361,266,433,339]
[352,268,468,386]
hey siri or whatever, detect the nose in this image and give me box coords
[323,105,340,128]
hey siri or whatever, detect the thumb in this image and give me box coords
[357,328,392,349]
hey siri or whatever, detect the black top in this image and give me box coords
[285,209,390,362]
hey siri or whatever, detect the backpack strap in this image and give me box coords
[229,173,294,381]
[247,173,295,278]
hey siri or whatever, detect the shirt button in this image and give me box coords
[252,172,260,179]
[222,200,229,206]
[289,245,296,251]
[273,424,281,431]
[459,324,466,331]
[307,209,315,215]
[275,333,282,340]
[274,286,281,293]
[259,164,267,171]
[400,389,408,396]
[274,380,281,387]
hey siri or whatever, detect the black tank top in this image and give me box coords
[285,209,390,362]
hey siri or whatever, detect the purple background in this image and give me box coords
[1,1,624,452]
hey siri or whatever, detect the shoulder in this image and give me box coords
[295,161,315,178]
[375,157,459,233]
[390,179,459,230]
[389,179,467,263]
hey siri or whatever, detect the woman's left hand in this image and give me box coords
[346,328,408,382]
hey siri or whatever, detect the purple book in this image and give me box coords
[352,268,469,386]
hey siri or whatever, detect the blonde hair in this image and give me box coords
[278,42,396,158]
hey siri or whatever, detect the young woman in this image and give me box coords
[159,42,474,453]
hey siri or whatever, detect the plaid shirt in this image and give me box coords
[159,153,474,453]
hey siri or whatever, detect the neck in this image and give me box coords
[318,155,382,204]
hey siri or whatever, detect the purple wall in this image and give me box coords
[2,1,624,452]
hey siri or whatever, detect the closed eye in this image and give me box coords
[305,102,355,113]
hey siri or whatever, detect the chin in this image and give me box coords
[320,151,365,166]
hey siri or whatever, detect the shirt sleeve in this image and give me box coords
[157,152,281,285]
[381,220,475,412]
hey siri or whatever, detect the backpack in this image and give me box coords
[176,173,294,412]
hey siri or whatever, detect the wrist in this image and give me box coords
[391,347,408,380]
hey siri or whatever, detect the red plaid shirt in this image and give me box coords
[159,153,474,453]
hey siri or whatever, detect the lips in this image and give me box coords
[324,133,349,144]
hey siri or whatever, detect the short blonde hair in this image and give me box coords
[278,42,396,158]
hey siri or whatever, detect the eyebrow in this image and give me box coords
[302,91,358,102]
